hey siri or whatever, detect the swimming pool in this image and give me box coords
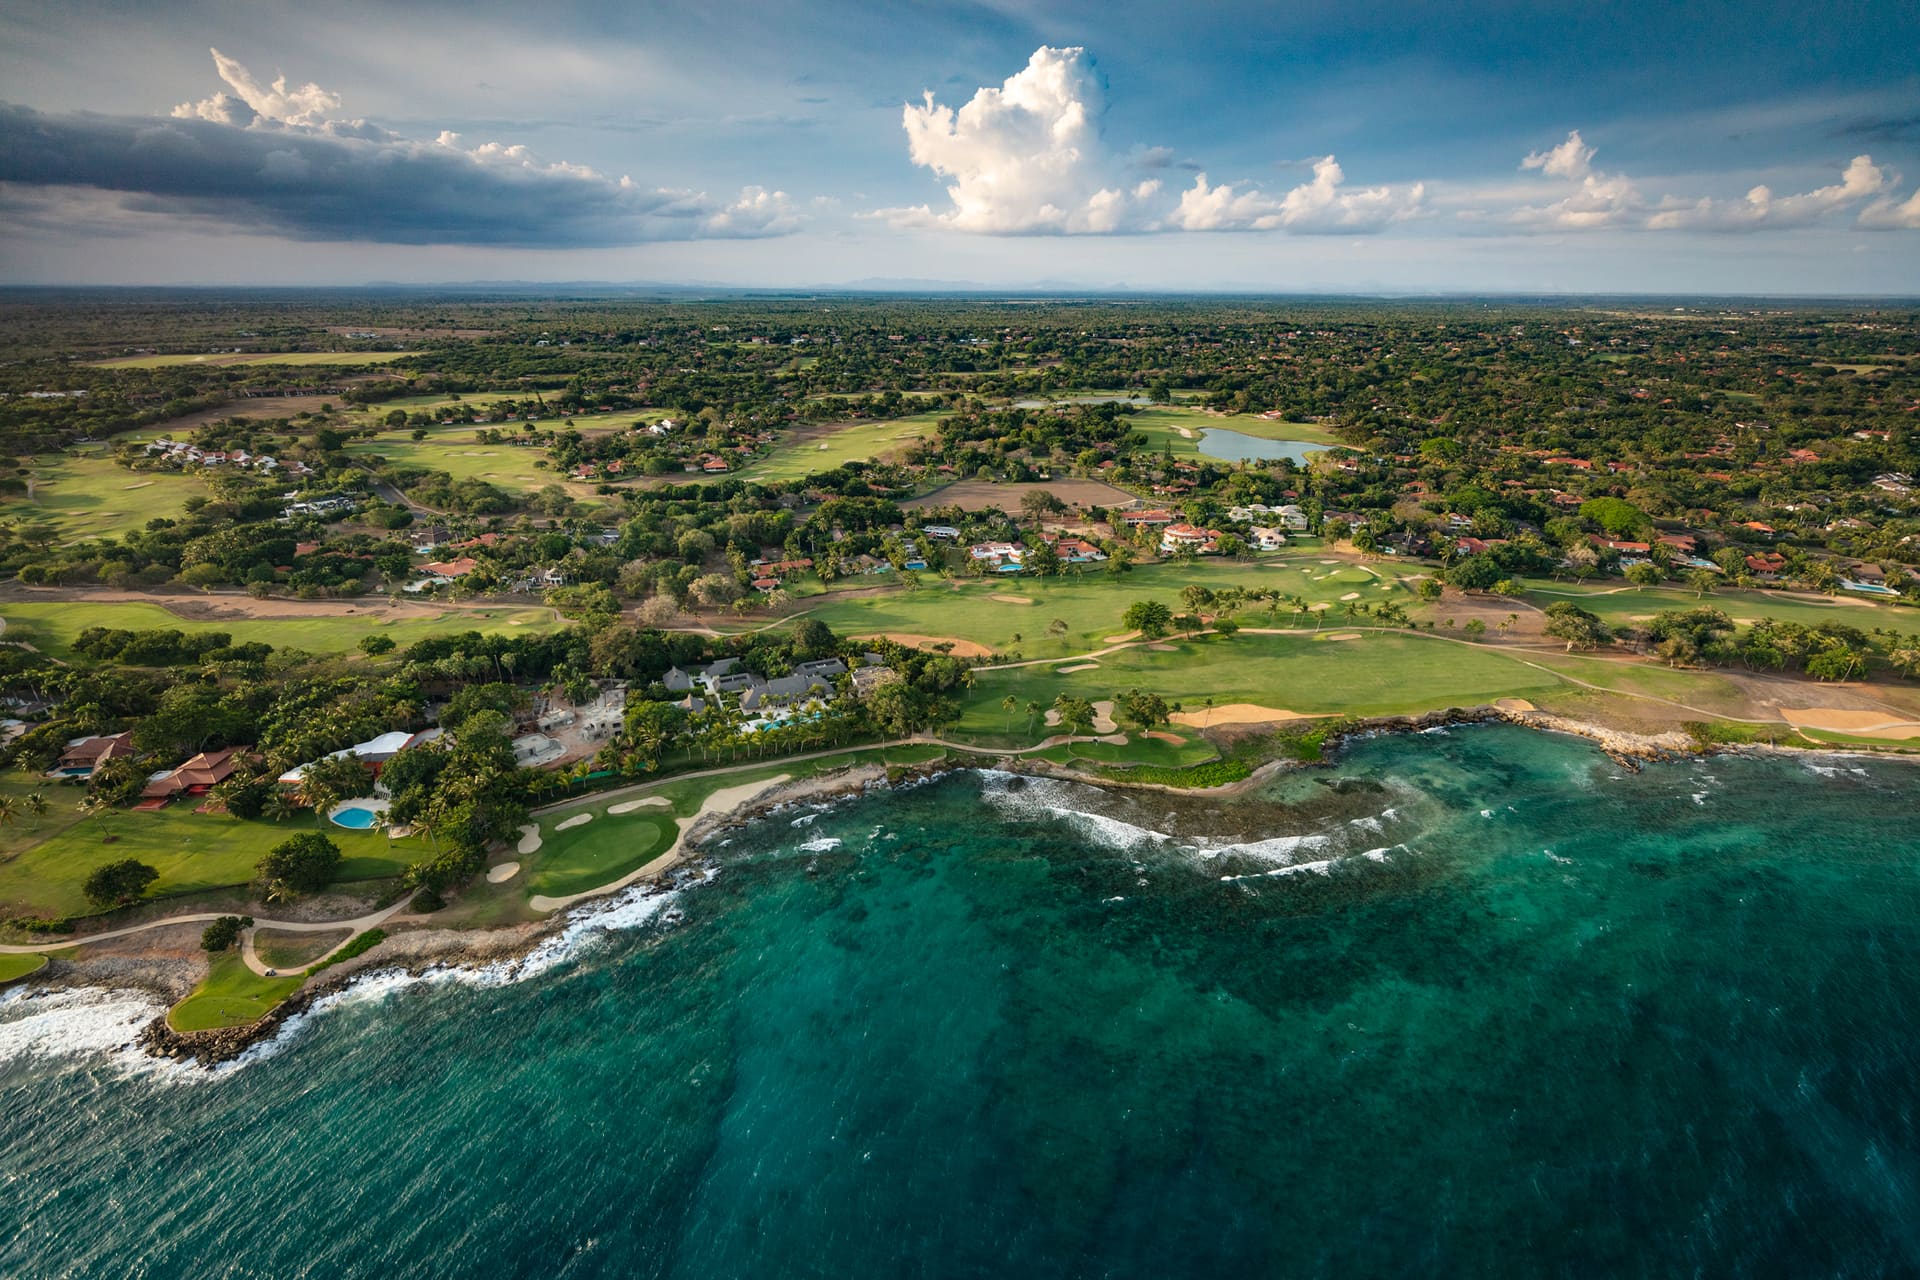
[328,801,387,830]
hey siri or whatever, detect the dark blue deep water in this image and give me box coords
[4,726,1919,1278]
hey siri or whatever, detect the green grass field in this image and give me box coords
[0,798,413,920]
[738,411,950,482]
[167,951,305,1031]
[0,599,558,659]
[3,450,207,542]
[1522,580,1920,640]
[345,427,576,494]
[949,630,1564,747]
[91,351,414,369]
[0,953,48,983]
[800,554,1408,655]
[523,810,679,897]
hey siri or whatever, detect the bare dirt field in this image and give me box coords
[142,389,388,434]
[1780,708,1920,739]
[905,478,1138,513]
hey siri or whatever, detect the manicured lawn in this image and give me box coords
[0,599,558,659]
[523,810,679,897]
[167,952,304,1031]
[344,428,578,495]
[0,953,48,983]
[522,743,952,898]
[738,411,950,482]
[951,630,1565,747]
[802,554,1411,655]
[1522,580,1920,639]
[91,351,414,369]
[0,804,413,920]
[2,450,207,542]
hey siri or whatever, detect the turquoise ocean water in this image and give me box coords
[4,726,1919,1277]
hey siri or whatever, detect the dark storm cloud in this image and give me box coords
[0,102,796,247]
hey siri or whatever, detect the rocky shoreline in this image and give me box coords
[5,705,1886,1069]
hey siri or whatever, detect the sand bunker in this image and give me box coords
[1494,698,1538,712]
[555,813,593,831]
[853,633,995,659]
[1340,591,1361,600]
[1171,703,1314,728]
[607,797,670,814]
[1148,642,1176,651]
[516,824,543,854]
[122,481,153,490]
[1144,730,1187,743]
[1318,632,1362,641]
[1056,662,1100,673]
[989,594,1034,604]
[1103,632,1139,644]
[1781,708,1920,739]
[486,861,521,884]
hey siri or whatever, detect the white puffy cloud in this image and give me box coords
[1648,154,1886,228]
[1170,157,1425,233]
[1521,130,1595,180]
[1859,187,1920,230]
[0,49,799,246]
[883,46,1135,233]
[889,47,1428,237]
[1511,131,1909,232]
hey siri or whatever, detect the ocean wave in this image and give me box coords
[797,836,843,853]
[0,986,176,1077]
[1197,832,1334,862]
[977,771,1173,851]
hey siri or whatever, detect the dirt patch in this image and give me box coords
[1780,708,1920,739]
[1148,642,1176,651]
[1494,698,1537,712]
[1103,631,1140,644]
[1144,730,1187,743]
[1170,703,1314,728]
[854,633,995,659]
[905,478,1139,513]
[989,594,1035,604]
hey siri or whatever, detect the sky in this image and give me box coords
[1,0,1917,294]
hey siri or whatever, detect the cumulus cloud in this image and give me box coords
[1520,130,1595,180]
[0,49,796,247]
[882,46,1136,233]
[1511,130,1912,232]
[1171,157,1425,233]
[886,46,1427,237]
[1859,187,1920,230]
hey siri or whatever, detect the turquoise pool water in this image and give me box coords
[329,804,381,829]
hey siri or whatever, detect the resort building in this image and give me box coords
[137,747,245,809]
[53,731,136,778]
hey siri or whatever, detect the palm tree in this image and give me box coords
[0,795,16,832]
[24,792,46,831]
[1001,695,1019,732]
[78,794,116,841]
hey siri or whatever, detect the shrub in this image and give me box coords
[1093,759,1251,789]
[307,928,387,976]
[409,887,445,913]
[256,832,343,901]
[200,915,254,952]
[83,859,158,907]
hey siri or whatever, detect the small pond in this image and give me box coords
[1195,429,1330,465]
